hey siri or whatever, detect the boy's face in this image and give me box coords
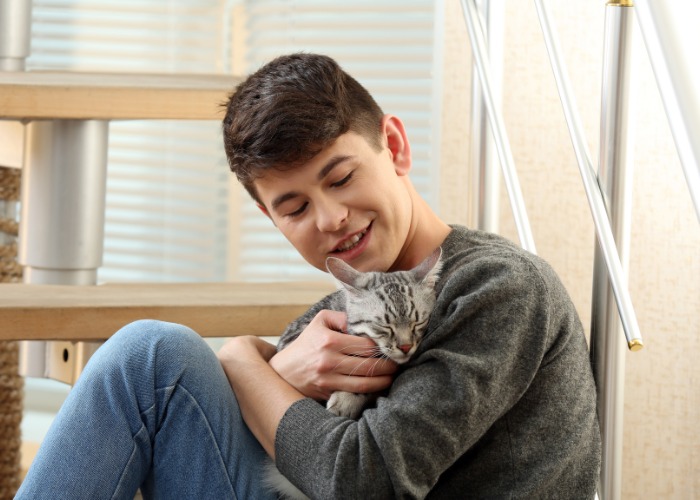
[253,117,414,273]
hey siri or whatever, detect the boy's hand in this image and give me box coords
[269,310,398,401]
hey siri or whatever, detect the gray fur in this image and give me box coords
[266,248,442,499]
[278,247,442,418]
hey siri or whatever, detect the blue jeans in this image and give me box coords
[17,320,277,500]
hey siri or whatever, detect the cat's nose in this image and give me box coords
[399,344,413,354]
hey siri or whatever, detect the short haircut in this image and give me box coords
[222,53,385,202]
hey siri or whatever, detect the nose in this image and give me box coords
[399,344,413,354]
[316,197,348,232]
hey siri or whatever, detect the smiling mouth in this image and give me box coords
[333,226,369,253]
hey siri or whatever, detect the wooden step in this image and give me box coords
[0,282,334,342]
[0,71,242,120]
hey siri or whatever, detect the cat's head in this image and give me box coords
[325,248,442,364]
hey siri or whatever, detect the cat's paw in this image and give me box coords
[327,391,369,419]
[262,459,310,500]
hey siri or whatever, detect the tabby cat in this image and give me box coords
[265,248,442,499]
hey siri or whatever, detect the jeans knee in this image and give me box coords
[105,319,210,365]
[83,319,215,389]
[115,319,198,342]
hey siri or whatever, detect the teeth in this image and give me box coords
[337,229,366,252]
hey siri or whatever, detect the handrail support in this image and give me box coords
[460,0,537,254]
[533,0,643,351]
[590,3,637,499]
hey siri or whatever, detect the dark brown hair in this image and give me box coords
[222,53,384,202]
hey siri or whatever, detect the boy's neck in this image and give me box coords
[391,183,452,272]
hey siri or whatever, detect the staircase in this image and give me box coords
[0,3,333,494]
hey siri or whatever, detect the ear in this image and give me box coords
[381,114,411,176]
[411,247,443,287]
[326,257,362,293]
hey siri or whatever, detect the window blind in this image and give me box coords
[27,0,230,283]
[236,0,443,282]
[24,0,442,284]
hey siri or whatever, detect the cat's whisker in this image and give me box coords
[368,355,392,377]
[371,352,394,376]
[331,356,359,372]
[347,348,387,377]
[333,351,372,375]
[337,344,377,356]
[348,357,375,377]
[336,345,378,358]
[330,346,382,373]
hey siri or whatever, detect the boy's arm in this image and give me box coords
[216,309,397,459]
[217,335,300,458]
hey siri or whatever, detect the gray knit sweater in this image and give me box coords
[275,225,601,499]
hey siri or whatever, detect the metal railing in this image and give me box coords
[534,0,643,353]
[634,0,700,223]
[468,0,504,235]
[457,0,700,498]
[460,0,537,254]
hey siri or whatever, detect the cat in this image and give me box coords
[265,248,442,499]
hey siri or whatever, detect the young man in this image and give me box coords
[19,53,600,499]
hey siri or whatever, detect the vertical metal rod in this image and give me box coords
[590,3,636,499]
[460,0,537,254]
[533,0,643,350]
[634,0,700,222]
[3,0,109,387]
[470,0,504,233]
[0,0,32,71]
[18,120,109,384]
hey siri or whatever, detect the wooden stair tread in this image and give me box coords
[0,282,333,341]
[0,71,242,120]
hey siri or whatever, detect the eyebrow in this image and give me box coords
[270,154,354,211]
[317,154,352,180]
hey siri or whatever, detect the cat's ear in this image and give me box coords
[411,247,443,287]
[326,257,363,293]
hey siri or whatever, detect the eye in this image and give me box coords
[414,319,429,330]
[376,324,395,335]
[331,171,353,188]
[284,202,308,218]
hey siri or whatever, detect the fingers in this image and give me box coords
[324,371,395,395]
[310,311,397,377]
[328,347,397,378]
[270,309,398,400]
[313,309,347,334]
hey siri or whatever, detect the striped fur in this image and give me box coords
[266,249,442,499]
[277,247,442,417]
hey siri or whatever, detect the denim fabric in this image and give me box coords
[17,320,276,500]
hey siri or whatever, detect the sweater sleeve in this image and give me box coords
[274,243,586,499]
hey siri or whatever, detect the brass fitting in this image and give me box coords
[628,338,644,352]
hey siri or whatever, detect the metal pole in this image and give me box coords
[634,0,700,222]
[470,0,504,233]
[3,0,108,385]
[0,0,32,71]
[460,0,537,254]
[533,0,643,351]
[590,2,636,498]
[18,120,109,384]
